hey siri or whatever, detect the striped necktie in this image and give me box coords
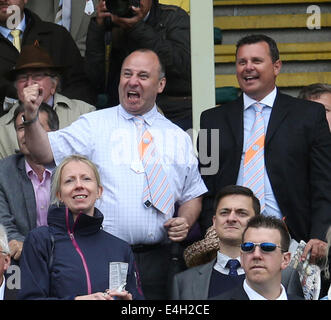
[243,103,265,211]
[10,29,21,52]
[133,116,174,215]
[55,0,63,25]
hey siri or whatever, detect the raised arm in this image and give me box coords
[22,84,54,165]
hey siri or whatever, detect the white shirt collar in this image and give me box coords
[243,279,288,300]
[119,104,159,126]
[0,275,5,300]
[213,251,245,275]
[243,87,277,110]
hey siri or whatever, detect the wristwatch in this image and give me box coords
[22,112,39,126]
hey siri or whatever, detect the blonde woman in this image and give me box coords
[19,155,143,300]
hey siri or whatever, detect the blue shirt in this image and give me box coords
[48,105,207,245]
[236,87,282,218]
[0,13,26,42]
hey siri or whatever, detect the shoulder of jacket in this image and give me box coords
[159,4,186,14]
[0,154,22,171]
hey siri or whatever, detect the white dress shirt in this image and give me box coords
[0,276,5,300]
[48,105,207,245]
[243,279,288,300]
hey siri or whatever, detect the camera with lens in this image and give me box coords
[105,0,140,18]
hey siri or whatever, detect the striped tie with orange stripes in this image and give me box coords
[243,103,265,211]
[133,116,174,214]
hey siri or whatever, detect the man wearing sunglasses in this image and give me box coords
[171,185,303,299]
[213,215,304,300]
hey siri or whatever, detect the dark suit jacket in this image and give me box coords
[25,0,98,56]
[211,280,304,300]
[0,154,37,242]
[171,258,304,300]
[199,91,331,242]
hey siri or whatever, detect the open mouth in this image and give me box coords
[127,91,140,101]
[244,75,259,82]
[73,195,87,199]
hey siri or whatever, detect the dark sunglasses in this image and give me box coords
[241,242,285,253]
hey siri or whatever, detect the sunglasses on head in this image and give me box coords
[241,242,285,253]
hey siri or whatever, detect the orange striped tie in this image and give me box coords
[243,103,265,211]
[133,116,174,214]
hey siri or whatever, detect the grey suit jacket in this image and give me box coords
[171,258,304,300]
[25,0,98,56]
[0,154,37,242]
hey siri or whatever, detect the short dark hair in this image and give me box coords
[298,83,331,100]
[236,34,280,63]
[214,185,261,216]
[11,103,59,131]
[242,215,291,252]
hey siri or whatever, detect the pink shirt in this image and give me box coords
[25,161,52,227]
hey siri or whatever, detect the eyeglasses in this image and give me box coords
[16,72,52,83]
[241,242,285,253]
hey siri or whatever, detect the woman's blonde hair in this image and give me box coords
[51,154,102,206]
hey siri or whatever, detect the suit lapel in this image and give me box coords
[70,0,84,42]
[265,92,290,145]
[225,96,244,148]
[231,282,250,300]
[193,259,215,299]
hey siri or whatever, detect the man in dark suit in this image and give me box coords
[0,103,59,262]
[171,185,303,299]
[213,215,304,300]
[199,34,331,264]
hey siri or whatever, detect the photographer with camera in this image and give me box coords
[85,0,192,130]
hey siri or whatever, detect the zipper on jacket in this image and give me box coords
[65,207,92,295]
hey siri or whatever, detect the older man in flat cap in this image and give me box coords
[0,43,95,159]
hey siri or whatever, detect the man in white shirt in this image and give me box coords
[20,48,207,299]
[214,215,303,300]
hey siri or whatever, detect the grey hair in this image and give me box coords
[0,224,10,255]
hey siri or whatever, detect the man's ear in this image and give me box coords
[3,254,11,272]
[158,77,166,94]
[273,59,282,77]
[281,252,291,270]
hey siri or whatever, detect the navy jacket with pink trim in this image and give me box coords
[18,205,144,300]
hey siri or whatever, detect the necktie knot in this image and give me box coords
[225,259,241,276]
[133,115,145,126]
[253,102,264,113]
[10,29,21,52]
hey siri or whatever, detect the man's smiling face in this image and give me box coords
[236,41,281,101]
